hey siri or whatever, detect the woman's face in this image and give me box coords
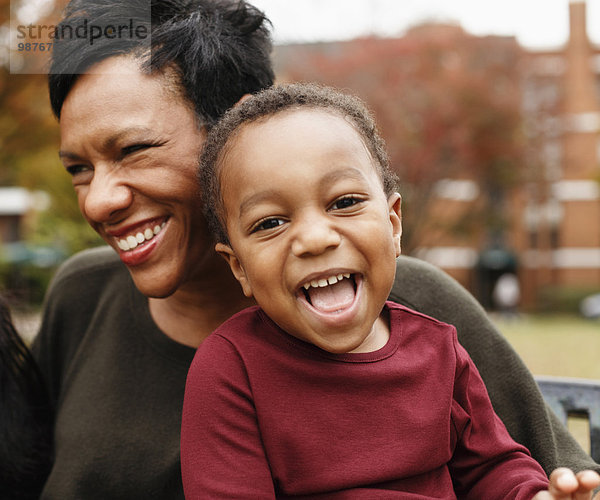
[59,55,209,298]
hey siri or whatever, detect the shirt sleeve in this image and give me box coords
[181,334,276,499]
[448,331,549,499]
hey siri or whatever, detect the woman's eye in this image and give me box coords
[121,142,162,157]
[331,196,361,210]
[65,164,91,176]
[252,218,285,233]
[121,144,148,156]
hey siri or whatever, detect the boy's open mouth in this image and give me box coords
[300,274,358,313]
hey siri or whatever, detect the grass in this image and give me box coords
[491,314,600,380]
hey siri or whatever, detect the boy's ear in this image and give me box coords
[388,192,402,257]
[215,242,254,298]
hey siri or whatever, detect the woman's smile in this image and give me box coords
[114,219,167,252]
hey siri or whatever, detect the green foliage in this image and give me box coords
[1,59,98,257]
[0,259,57,306]
[0,14,102,304]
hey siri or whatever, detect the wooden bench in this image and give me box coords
[536,375,600,462]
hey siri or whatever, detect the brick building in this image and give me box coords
[515,0,600,307]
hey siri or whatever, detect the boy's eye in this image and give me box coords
[330,196,362,210]
[252,218,285,233]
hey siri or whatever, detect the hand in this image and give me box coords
[532,468,600,500]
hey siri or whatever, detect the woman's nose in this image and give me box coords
[81,168,133,223]
[290,214,341,257]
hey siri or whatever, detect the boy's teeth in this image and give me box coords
[117,221,166,251]
[303,274,352,290]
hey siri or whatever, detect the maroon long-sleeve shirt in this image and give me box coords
[182,302,548,499]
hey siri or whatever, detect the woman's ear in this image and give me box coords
[234,94,252,107]
[215,242,254,297]
[388,193,402,257]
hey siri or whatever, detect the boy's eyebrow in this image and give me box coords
[321,167,368,185]
[237,168,369,215]
[239,189,280,215]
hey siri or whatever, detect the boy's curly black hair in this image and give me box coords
[200,82,399,244]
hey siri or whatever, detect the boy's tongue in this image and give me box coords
[307,278,355,312]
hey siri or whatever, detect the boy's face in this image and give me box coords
[216,109,402,353]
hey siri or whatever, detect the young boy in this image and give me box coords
[181,83,600,499]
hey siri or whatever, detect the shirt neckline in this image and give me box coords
[257,302,402,364]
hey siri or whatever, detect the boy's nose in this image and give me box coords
[290,214,341,257]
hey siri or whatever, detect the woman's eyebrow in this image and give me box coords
[58,150,82,161]
[58,127,158,160]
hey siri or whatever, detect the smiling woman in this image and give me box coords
[58,56,208,297]
[32,1,273,498]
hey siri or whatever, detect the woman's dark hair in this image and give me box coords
[0,297,53,499]
[48,0,274,125]
[200,82,399,244]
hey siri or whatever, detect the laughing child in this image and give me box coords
[181,83,600,499]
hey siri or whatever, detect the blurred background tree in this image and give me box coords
[1,0,101,305]
[1,0,101,256]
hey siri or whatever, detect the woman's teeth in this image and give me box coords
[303,273,351,290]
[117,222,166,251]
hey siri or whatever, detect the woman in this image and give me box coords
[33,0,598,498]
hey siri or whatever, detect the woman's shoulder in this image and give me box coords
[392,255,470,302]
[43,246,129,312]
[53,246,122,279]
[49,246,125,288]
[390,255,485,322]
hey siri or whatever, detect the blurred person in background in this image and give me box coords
[0,296,52,499]
[32,0,598,498]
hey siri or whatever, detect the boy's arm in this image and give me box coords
[389,255,599,475]
[181,335,276,499]
[448,330,549,499]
